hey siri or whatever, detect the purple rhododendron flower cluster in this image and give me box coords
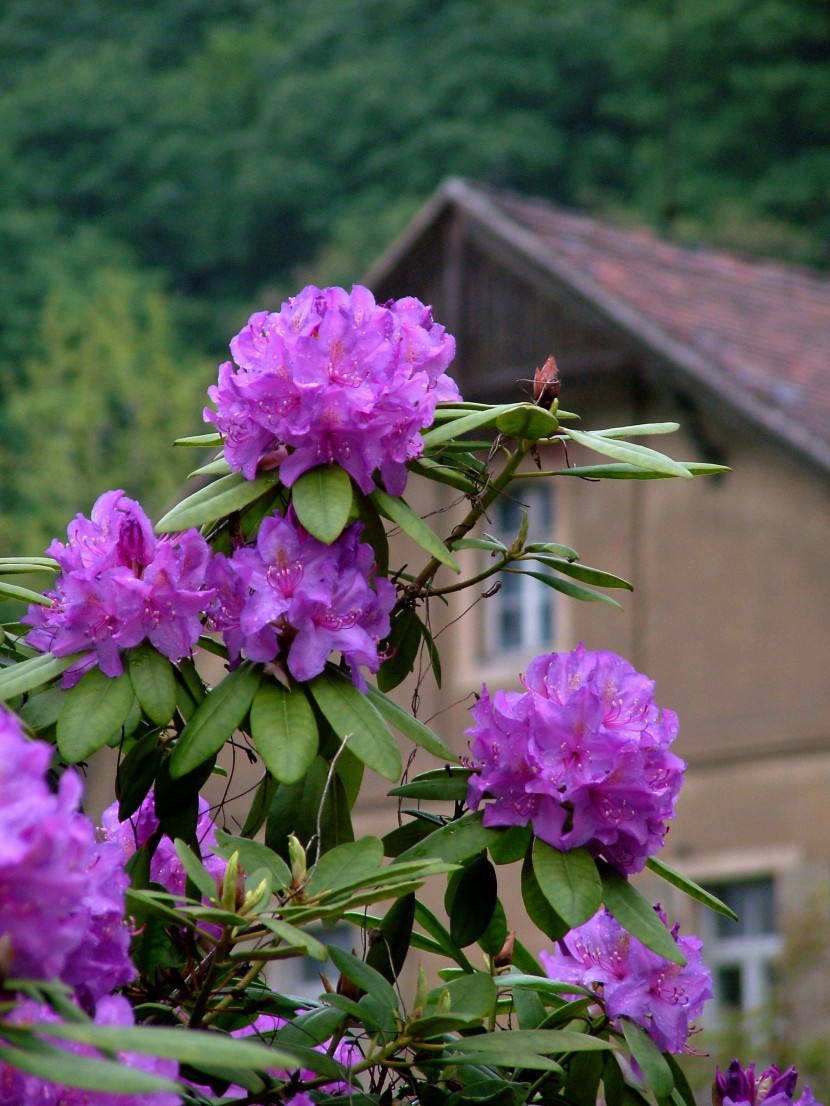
[465,644,685,873]
[0,707,134,1006]
[207,509,396,686]
[714,1060,820,1106]
[23,490,215,687]
[204,284,460,494]
[540,905,712,1054]
[100,788,226,900]
[0,995,180,1106]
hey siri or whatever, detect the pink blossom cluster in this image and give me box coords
[207,509,396,687]
[0,706,135,1008]
[0,996,180,1106]
[714,1060,820,1106]
[101,788,226,899]
[204,284,461,494]
[540,905,712,1054]
[465,644,685,874]
[23,490,214,687]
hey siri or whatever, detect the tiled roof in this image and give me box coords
[370,179,830,473]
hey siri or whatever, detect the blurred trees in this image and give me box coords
[0,0,827,547]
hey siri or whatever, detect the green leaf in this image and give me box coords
[174,839,220,901]
[265,756,353,859]
[409,458,479,494]
[18,686,67,732]
[189,455,233,478]
[531,842,602,929]
[377,605,424,691]
[0,556,58,570]
[0,652,79,701]
[427,972,498,1019]
[495,404,560,440]
[530,557,633,591]
[170,662,262,778]
[442,1028,610,1056]
[127,643,177,726]
[512,569,624,610]
[447,855,497,947]
[155,470,282,533]
[478,897,508,958]
[599,862,686,965]
[395,811,496,865]
[116,731,163,820]
[259,918,327,959]
[390,767,472,801]
[306,837,385,898]
[422,404,515,448]
[646,856,738,921]
[291,464,354,543]
[0,580,52,606]
[240,773,278,838]
[593,422,680,438]
[57,668,136,762]
[521,850,569,942]
[174,432,223,448]
[365,892,416,984]
[546,462,729,480]
[307,670,401,781]
[563,428,693,479]
[487,823,533,865]
[249,678,319,784]
[413,901,476,972]
[0,1036,178,1096]
[621,1019,674,1098]
[328,946,400,1014]
[365,683,455,760]
[370,487,460,573]
[213,830,291,888]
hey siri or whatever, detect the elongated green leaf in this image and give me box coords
[447,855,497,947]
[512,569,624,610]
[563,428,692,478]
[413,901,476,972]
[395,811,495,865]
[0,1037,178,1095]
[170,663,262,778]
[593,422,680,439]
[547,462,729,480]
[408,458,479,494]
[442,1029,611,1056]
[365,683,455,760]
[377,605,423,691]
[532,841,602,929]
[116,731,163,820]
[259,918,327,959]
[189,456,232,478]
[28,1020,340,1075]
[487,823,533,865]
[57,668,135,762]
[127,643,177,726]
[599,862,686,965]
[175,432,223,448]
[389,767,472,801]
[646,856,738,920]
[521,851,569,942]
[328,946,400,1014]
[524,540,580,559]
[306,837,384,898]
[155,471,282,533]
[365,892,415,984]
[427,972,498,1019]
[0,556,58,569]
[174,839,220,901]
[0,581,51,606]
[370,488,460,573]
[495,404,560,440]
[422,404,517,448]
[291,464,354,543]
[18,686,67,731]
[0,652,79,701]
[621,1019,674,1097]
[530,557,633,591]
[307,671,401,781]
[249,678,318,784]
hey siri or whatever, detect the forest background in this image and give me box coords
[0,0,828,554]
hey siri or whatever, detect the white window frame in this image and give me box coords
[481,482,555,659]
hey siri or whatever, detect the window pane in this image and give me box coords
[717,964,743,1009]
[713,879,776,938]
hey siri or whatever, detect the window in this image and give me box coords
[482,483,554,657]
[701,877,781,1025]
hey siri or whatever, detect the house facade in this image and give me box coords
[364,178,830,1048]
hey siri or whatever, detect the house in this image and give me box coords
[364,178,830,1044]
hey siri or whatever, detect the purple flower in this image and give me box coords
[207,509,396,687]
[0,995,180,1106]
[100,788,226,900]
[465,644,685,874]
[0,707,135,1006]
[23,491,215,687]
[540,905,712,1054]
[204,285,460,494]
[714,1060,820,1106]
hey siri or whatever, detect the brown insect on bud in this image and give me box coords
[533,355,560,406]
